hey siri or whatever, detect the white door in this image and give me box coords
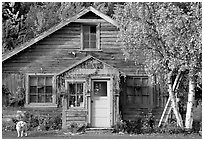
[91,80,110,127]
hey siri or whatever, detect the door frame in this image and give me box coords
[90,78,111,127]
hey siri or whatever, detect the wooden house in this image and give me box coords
[2,7,166,129]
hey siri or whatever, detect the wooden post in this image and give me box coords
[167,71,183,128]
[62,95,68,130]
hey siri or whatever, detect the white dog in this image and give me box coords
[16,121,28,137]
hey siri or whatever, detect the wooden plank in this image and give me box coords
[66,110,87,116]
[66,116,86,121]
[74,19,106,23]
[100,31,119,34]
[37,41,81,45]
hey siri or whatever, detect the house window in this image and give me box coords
[126,77,150,108]
[68,82,84,107]
[29,76,53,103]
[82,24,100,50]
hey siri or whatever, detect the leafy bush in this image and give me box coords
[156,121,184,134]
[113,111,185,135]
[68,122,87,133]
[9,87,25,107]
[112,120,127,133]
[7,111,62,131]
[2,85,11,106]
[192,102,202,133]
[2,122,16,132]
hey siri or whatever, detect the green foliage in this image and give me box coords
[2,2,121,54]
[68,122,87,133]
[113,111,155,134]
[114,2,202,85]
[155,121,184,134]
[2,85,11,96]
[9,87,25,107]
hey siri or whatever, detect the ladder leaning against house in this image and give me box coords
[158,71,184,127]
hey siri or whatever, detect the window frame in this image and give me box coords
[25,73,57,108]
[81,23,101,51]
[65,79,86,109]
[126,76,150,108]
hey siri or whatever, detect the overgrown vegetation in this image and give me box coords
[67,122,87,133]
[2,85,25,107]
[2,111,62,132]
[113,111,202,135]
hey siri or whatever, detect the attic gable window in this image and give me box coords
[81,24,100,50]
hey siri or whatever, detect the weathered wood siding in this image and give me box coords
[2,22,142,75]
[64,110,87,127]
[59,58,121,129]
[2,17,157,124]
[2,73,25,95]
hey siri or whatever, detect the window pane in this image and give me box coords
[30,86,37,93]
[69,84,76,95]
[46,77,52,86]
[83,25,89,33]
[90,41,96,48]
[69,96,76,107]
[90,34,96,41]
[77,83,83,94]
[127,87,134,95]
[30,95,37,103]
[38,87,44,94]
[77,95,83,107]
[135,87,142,95]
[45,86,52,93]
[142,87,149,95]
[83,41,89,49]
[142,78,148,86]
[45,94,52,103]
[134,78,141,86]
[30,77,37,86]
[38,94,45,103]
[94,82,107,96]
[38,77,44,86]
[90,26,96,33]
[127,78,134,86]
[84,33,89,40]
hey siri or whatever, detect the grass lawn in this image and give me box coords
[2,130,202,139]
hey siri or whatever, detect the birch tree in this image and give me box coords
[114,2,201,129]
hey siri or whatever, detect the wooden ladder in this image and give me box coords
[158,71,184,127]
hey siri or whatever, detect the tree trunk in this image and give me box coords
[168,71,184,128]
[185,70,195,129]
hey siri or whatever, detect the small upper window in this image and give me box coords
[82,24,100,50]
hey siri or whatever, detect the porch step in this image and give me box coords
[85,128,114,133]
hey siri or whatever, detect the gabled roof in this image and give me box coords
[56,55,123,76]
[2,6,118,62]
